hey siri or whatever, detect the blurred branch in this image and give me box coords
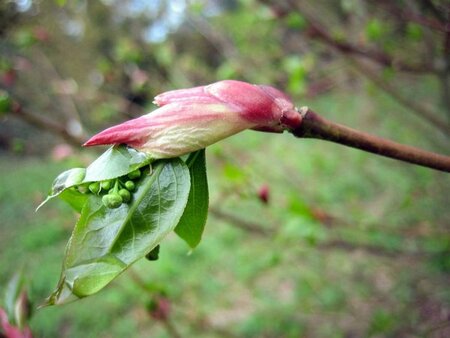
[186,15,238,60]
[317,240,428,258]
[210,207,431,258]
[292,107,450,172]
[209,207,273,236]
[442,25,450,117]
[304,22,435,73]
[419,0,448,23]
[281,0,437,74]
[9,101,85,146]
[127,270,182,338]
[162,320,182,338]
[349,59,450,135]
[265,0,450,134]
[374,0,449,32]
[33,49,84,125]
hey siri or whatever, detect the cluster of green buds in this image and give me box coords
[76,168,143,209]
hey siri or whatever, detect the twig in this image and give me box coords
[318,240,428,258]
[284,0,436,74]
[419,0,448,23]
[127,269,182,338]
[162,319,182,338]
[305,22,435,73]
[209,207,273,236]
[210,207,431,258]
[291,107,450,172]
[33,49,84,125]
[10,101,85,146]
[350,59,450,136]
[374,0,449,33]
[441,22,450,118]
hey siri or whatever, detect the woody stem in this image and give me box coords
[291,107,450,173]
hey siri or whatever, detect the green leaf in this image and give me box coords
[37,145,152,212]
[44,159,190,305]
[36,168,86,211]
[175,149,209,248]
[84,145,153,182]
[58,188,89,213]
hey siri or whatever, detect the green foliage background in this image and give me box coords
[0,0,449,337]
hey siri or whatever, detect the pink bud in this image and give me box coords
[258,184,270,204]
[0,308,33,338]
[84,80,301,158]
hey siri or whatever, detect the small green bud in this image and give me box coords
[124,180,135,191]
[101,180,112,190]
[128,169,141,180]
[118,189,131,203]
[102,193,122,208]
[77,184,89,194]
[88,182,101,194]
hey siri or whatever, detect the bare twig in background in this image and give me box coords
[209,207,273,236]
[33,49,84,126]
[304,22,435,74]
[418,0,448,23]
[374,0,449,33]
[260,0,449,133]
[284,1,437,74]
[162,319,182,338]
[210,207,432,258]
[317,240,428,258]
[9,101,84,146]
[441,20,450,118]
[349,59,450,136]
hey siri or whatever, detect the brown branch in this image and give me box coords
[209,207,273,236]
[317,240,427,258]
[33,49,84,124]
[10,101,85,147]
[442,23,450,117]
[291,107,450,172]
[210,207,430,258]
[305,22,435,73]
[419,0,448,23]
[283,0,437,74]
[374,0,449,32]
[350,59,450,135]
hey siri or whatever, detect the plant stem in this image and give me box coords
[163,319,182,338]
[10,102,85,147]
[291,107,450,173]
[349,58,450,136]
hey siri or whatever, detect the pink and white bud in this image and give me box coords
[84,80,301,158]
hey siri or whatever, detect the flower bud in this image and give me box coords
[124,180,135,191]
[118,189,131,203]
[88,182,101,194]
[102,194,122,208]
[100,180,112,191]
[77,184,89,194]
[258,184,270,204]
[127,169,141,180]
[84,80,302,158]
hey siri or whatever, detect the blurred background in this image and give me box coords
[0,0,449,337]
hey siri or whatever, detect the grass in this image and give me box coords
[0,89,449,337]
